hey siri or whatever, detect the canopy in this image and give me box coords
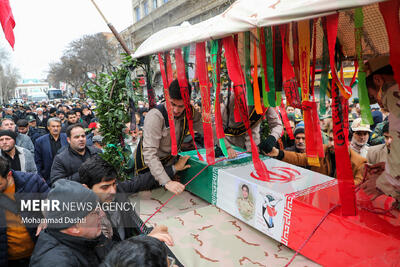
[133,0,388,59]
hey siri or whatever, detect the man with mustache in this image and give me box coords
[285,126,306,153]
[50,124,101,185]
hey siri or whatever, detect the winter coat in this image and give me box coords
[0,171,49,266]
[0,146,37,173]
[29,229,101,267]
[277,145,367,185]
[50,145,101,185]
[16,133,35,154]
[34,133,68,183]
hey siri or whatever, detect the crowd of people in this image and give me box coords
[0,55,398,267]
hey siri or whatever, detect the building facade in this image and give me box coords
[125,0,233,97]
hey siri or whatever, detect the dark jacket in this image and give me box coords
[27,127,42,144]
[34,133,68,183]
[29,229,101,267]
[107,168,173,242]
[50,145,101,185]
[0,171,49,266]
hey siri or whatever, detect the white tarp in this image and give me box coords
[132,0,386,58]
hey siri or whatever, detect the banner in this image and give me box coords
[222,36,269,181]
[175,48,203,160]
[196,42,215,164]
[157,53,178,156]
[0,0,15,48]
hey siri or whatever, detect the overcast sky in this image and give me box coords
[0,0,133,80]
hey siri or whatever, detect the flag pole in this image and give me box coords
[89,0,132,55]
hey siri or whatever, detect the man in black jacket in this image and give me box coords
[50,124,100,185]
[29,179,102,267]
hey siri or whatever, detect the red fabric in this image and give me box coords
[165,52,174,87]
[379,0,400,86]
[175,48,203,161]
[195,42,215,164]
[350,60,358,87]
[279,102,294,140]
[0,0,15,48]
[222,36,269,181]
[279,25,301,109]
[326,15,356,215]
[324,15,351,99]
[158,53,178,156]
[213,42,225,139]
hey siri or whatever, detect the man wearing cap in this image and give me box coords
[0,130,37,173]
[16,119,41,144]
[0,156,49,266]
[350,118,371,158]
[365,56,400,201]
[29,179,103,267]
[285,126,306,153]
[34,118,68,183]
[0,119,35,154]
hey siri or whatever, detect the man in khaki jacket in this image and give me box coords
[137,79,202,195]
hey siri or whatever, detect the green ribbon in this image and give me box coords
[244,32,254,105]
[210,40,228,157]
[276,91,282,107]
[183,46,190,79]
[260,67,269,107]
[106,143,125,161]
[355,8,373,125]
[320,33,329,115]
[265,27,276,107]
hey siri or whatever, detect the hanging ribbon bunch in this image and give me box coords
[325,14,356,216]
[223,36,269,181]
[210,40,228,157]
[195,42,215,164]
[175,48,204,161]
[157,52,178,156]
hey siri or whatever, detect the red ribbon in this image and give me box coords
[222,36,269,181]
[175,48,203,161]
[260,28,270,93]
[279,25,301,109]
[195,42,215,164]
[326,15,356,216]
[310,19,317,98]
[158,52,178,156]
[350,60,358,88]
[379,0,400,86]
[279,102,294,140]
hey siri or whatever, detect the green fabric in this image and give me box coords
[210,40,228,157]
[260,67,269,107]
[183,46,190,79]
[320,33,329,115]
[276,91,282,107]
[355,8,373,125]
[265,27,276,107]
[244,32,254,105]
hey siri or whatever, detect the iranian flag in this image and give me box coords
[0,0,15,49]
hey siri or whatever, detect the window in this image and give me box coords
[135,6,140,22]
[143,1,149,16]
[153,0,157,9]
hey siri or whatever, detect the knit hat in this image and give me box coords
[46,179,99,229]
[16,119,28,127]
[49,107,57,114]
[0,130,17,141]
[294,126,305,137]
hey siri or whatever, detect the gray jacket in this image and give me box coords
[0,146,37,173]
[16,133,35,154]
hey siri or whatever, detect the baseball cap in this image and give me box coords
[351,118,372,132]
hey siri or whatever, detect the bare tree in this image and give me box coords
[0,46,19,104]
[47,33,118,92]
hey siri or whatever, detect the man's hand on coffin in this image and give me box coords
[165,181,185,195]
[148,225,174,246]
[227,147,237,159]
[258,135,277,154]
[174,155,191,171]
[267,147,279,157]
